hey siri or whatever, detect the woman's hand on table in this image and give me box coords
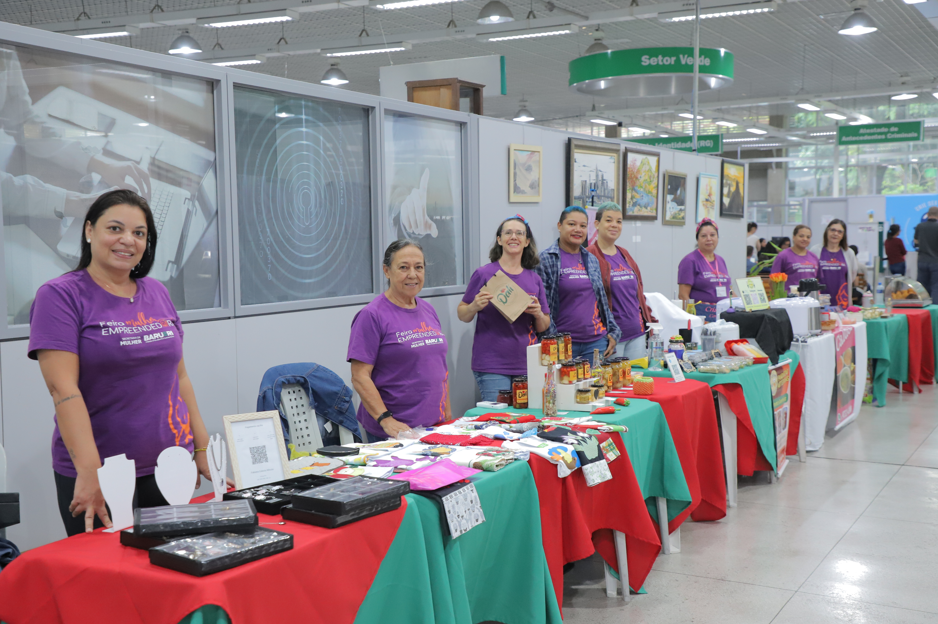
[70,469,112,533]
[604,336,618,358]
[380,416,413,439]
[194,449,235,490]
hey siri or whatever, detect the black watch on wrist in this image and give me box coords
[377,411,393,425]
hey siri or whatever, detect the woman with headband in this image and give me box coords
[537,206,620,360]
[677,219,732,322]
[458,215,550,401]
[772,224,819,292]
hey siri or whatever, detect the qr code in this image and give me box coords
[249,445,268,465]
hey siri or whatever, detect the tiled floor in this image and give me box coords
[562,385,938,623]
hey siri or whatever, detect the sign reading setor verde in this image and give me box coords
[838,121,923,146]
[627,134,723,154]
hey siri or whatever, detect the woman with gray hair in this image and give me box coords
[348,240,451,440]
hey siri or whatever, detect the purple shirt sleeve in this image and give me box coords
[28,282,81,359]
[534,272,550,316]
[462,267,487,305]
[677,254,696,285]
[347,306,382,366]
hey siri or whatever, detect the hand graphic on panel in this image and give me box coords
[399,169,438,238]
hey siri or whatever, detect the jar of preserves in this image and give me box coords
[496,388,513,407]
[512,376,528,408]
[563,333,573,362]
[576,388,592,404]
[591,380,606,400]
[610,359,624,389]
[582,358,591,380]
[541,337,557,366]
[560,360,578,385]
[556,334,567,362]
[622,359,632,386]
[603,361,614,390]
[575,358,585,381]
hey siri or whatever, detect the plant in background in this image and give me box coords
[768,272,788,300]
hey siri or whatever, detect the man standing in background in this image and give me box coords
[914,207,938,299]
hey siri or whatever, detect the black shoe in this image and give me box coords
[563,562,575,574]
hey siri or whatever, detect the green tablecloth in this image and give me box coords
[463,402,693,525]
[865,314,908,406]
[643,349,801,473]
[925,305,938,382]
[175,462,561,624]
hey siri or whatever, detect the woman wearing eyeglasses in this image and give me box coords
[458,215,550,401]
[810,219,857,309]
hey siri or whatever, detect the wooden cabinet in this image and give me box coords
[405,78,484,114]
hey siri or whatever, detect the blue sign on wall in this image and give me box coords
[885,194,938,252]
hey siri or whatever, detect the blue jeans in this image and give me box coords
[472,371,514,403]
[889,262,906,276]
[616,335,647,360]
[917,261,938,300]
[572,336,611,361]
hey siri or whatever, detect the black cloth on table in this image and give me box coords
[719,308,794,365]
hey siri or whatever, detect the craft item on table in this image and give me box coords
[477,425,524,440]
[680,360,697,373]
[207,434,228,503]
[537,425,613,487]
[342,454,370,466]
[448,448,515,472]
[389,458,480,491]
[148,527,293,577]
[471,412,539,424]
[503,421,541,434]
[590,406,616,415]
[283,476,409,529]
[97,454,136,532]
[466,435,507,447]
[420,433,474,446]
[372,456,416,469]
[502,438,579,477]
[223,474,338,513]
[329,466,396,479]
[317,446,360,457]
[287,456,345,476]
[614,398,630,406]
[413,445,457,457]
[134,499,258,538]
[633,377,655,396]
[438,482,486,538]
[154,446,199,507]
[120,528,194,551]
[600,438,620,462]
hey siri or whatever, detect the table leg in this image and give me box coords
[655,497,681,554]
[798,411,807,463]
[602,530,631,602]
[716,394,738,508]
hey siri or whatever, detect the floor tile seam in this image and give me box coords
[806,455,911,467]
[768,594,798,624]
[733,499,864,519]
[647,568,801,592]
[793,587,938,616]
[903,423,938,467]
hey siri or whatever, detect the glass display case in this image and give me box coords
[884,277,932,308]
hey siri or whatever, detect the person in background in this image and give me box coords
[29,190,215,536]
[810,219,857,309]
[538,206,620,360]
[884,224,907,276]
[586,202,656,361]
[914,207,938,298]
[772,225,819,292]
[458,215,550,401]
[677,219,731,322]
[850,244,867,306]
[747,222,760,254]
[349,240,451,440]
[747,245,757,274]
[779,237,791,250]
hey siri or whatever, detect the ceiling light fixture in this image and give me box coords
[628,126,654,133]
[584,25,610,55]
[211,58,263,66]
[797,102,821,111]
[591,118,619,126]
[480,26,573,41]
[678,113,703,119]
[724,137,760,142]
[275,111,295,118]
[824,112,847,120]
[73,26,140,39]
[477,1,515,24]
[322,42,412,57]
[903,0,926,4]
[513,99,534,122]
[320,62,349,86]
[891,93,918,100]
[810,131,836,136]
[746,128,768,134]
[662,2,776,22]
[660,134,669,137]
[838,9,878,36]
[376,0,460,9]
[168,31,202,55]
[715,120,738,127]
[198,10,297,28]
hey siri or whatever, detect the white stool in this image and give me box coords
[601,530,631,602]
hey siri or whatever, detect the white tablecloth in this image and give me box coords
[792,333,836,452]
[830,321,867,432]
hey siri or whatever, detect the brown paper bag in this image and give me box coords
[480,270,530,323]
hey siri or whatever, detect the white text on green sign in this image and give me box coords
[837,121,923,146]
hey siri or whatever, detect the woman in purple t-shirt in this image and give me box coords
[348,240,452,440]
[810,219,858,309]
[772,225,820,291]
[458,215,550,401]
[677,219,732,322]
[29,190,217,536]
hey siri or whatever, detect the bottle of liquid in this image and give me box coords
[542,365,558,417]
[874,280,884,306]
[592,348,605,383]
[649,331,664,371]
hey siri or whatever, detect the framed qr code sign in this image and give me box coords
[223,411,290,490]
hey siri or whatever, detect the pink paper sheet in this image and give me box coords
[388,458,480,491]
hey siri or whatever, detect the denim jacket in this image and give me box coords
[257,363,361,447]
[536,240,622,342]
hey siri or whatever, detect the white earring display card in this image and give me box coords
[154,446,198,506]
[98,454,136,532]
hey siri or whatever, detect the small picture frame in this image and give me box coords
[696,172,719,223]
[223,411,291,490]
[720,159,746,218]
[624,148,660,221]
[509,143,543,203]
[662,170,687,226]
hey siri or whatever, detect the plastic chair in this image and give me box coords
[279,384,356,456]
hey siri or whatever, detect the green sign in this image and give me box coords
[627,134,723,154]
[837,121,923,146]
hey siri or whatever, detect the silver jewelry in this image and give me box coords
[86,239,90,243]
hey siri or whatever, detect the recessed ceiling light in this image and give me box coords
[73,26,140,39]
[135,122,149,127]
[662,3,776,22]
[810,131,837,136]
[891,93,918,101]
[198,10,297,28]
[212,58,263,67]
[678,113,703,119]
[824,113,847,120]
[376,0,460,8]
[659,134,669,137]
[797,103,821,111]
[481,26,573,42]
[591,118,619,126]
[912,158,919,162]
[322,42,412,57]
[903,0,926,4]
[746,128,768,134]
[724,137,760,142]
[715,120,738,127]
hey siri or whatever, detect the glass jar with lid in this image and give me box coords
[560,360,578,385]
[512,376,528,408]
[540,337,557,366]
[576,388,592,404]
[496,388,513,407]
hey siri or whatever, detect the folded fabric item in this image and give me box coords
[448,448,515,472]
[420,433,473,446]
[537,425,612,486]
[0,537,20,569]
[466,435,506,447]
[388,458,480,491]
[477,425,523,441]
[472,412,539,424]
[503,438,579,478]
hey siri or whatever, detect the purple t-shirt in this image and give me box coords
[605,252,644,341]
[462,262,549,375]
[772,248,820,289]
[819,248,850,308]
[347,294,449,439]
[556,250,606,342]
[677,251,731,304]
[28,271,191,478]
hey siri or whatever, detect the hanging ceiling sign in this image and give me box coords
[568,47,734,98]
[837,121,924,146]
[627,134,723,154]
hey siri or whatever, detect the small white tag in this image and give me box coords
[716,286,727,297]
[665,353,686,382]
[441,483,486,538]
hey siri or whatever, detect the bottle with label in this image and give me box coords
[649,331,664,371]
[591,348,605,384]
[542,366,558,417]
[875,280,884,306]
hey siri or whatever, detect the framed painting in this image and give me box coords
[720,159,746,218]
[509,143,542,202]
[567,138,621,245]
[697,172,719,223]
[624,148,659,221]
[662,170,687,226]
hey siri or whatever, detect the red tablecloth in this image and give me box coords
[890,308,935,389]
[607,378,727,532]
[526,434,661,602]
[0,496,406,624]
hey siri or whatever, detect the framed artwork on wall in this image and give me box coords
[720,159,746,218]
[697,172,719,223]
[624,148,659,221]
[509,144,542,202]
[662,170,687,226]
[567,138,621,245]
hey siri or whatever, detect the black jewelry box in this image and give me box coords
[223,474,339,515]
[291,476,410,516]
[120,528,196,550]
[134,499,258,538]
[281,495,402,529]
[148,527,293,577]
